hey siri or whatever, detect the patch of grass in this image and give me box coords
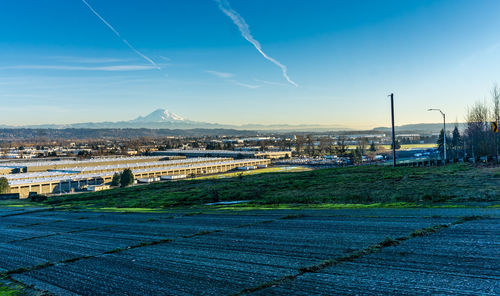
[298,236,401,274]
[61,255,93,264]
[38,163,499,210]
[378,237,400,247]
[279,214,306,220]
[193,166,311,180]
[214,202,473,211]
[452,215,486,224]
[0,199,46,208]
[182,230,221,238]
[4,262,54,276]
[140,217,160,223]
[104,238,173,255]
[0,283,21,296]
[88,207,169,213]
[410,225,448,237]
[184,212,203,216]
[347,144,437,150]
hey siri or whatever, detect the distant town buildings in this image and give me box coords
[152,149,291,160]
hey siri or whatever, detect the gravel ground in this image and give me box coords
[0,207,498,295]
[252,217,500,296]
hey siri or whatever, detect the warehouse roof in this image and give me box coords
[8,158,268,186]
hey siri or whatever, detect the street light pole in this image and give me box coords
[390,93,396,167]
[428,109,446,163]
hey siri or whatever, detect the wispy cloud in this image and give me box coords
[0,65,157,71]
[254,79,287,86]
[50,56,130,64]
[229,80,260,89]
[81,0,160,70]
[215,0,297,87]
[205,70,235,78]
[459,41,500,68]
[205,70,260,88]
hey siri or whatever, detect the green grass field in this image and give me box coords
[192,166,311,180]
[347,143,437,150]
[23,163,498,211]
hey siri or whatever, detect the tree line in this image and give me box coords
[437,84,500,161]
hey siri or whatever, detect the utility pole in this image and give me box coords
[443,113,447,162]
[428,109,446,164]
[390,93,396,167]
[463,138,466,160]
[495,124,498,163]
[494,121,499,163]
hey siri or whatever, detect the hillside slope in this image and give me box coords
[41,164,500,210]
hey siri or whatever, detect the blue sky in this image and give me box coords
[0,0,499,128]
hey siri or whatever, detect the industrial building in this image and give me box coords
[1,157,232,182]
[5,158,271,198]
[0,156,175,174]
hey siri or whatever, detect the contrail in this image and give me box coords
[80,0,160,70]
[215,0,297,87]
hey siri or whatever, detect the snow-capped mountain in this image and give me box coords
[132,109,185,123]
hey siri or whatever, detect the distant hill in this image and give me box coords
[373,123,466,134]
[0,128,260,141]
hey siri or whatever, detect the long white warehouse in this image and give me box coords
[8,158,271,198]
[1,157,231,181]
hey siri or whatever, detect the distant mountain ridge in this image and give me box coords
[0,108,347,132]
[373,122,466,133]
[0,108,457,133]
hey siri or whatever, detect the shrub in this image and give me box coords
[208,187,220,202]
[29,194,47,202]
[422,190,450,203]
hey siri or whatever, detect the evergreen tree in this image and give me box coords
[437,129,451,159]
[451,126,463,159]
[369,141,377,152]
[350,147,363,165]
[120,169,134,187]
[391,140,401,150]
[0,177,9,194]
[111,172,121,186]
[295,135,305,156]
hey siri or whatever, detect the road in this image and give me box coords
[0,207,498,295]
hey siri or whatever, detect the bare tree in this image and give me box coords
[493,84,500,122]
[335,136,348,156]
[305,135,314,156]
[357,137,369,155]
[492,84,500,160]
[465,101,490,159]
[318,137,332,155]
[295,135,305,156]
